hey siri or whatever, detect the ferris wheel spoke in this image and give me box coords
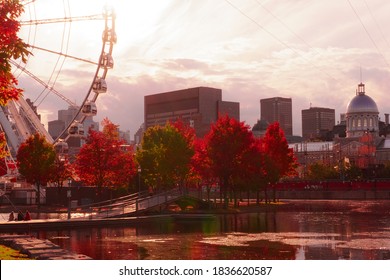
[28,45,98,66]
[20,14,103,26]
[10,60,78,107]
[20,0,36,5]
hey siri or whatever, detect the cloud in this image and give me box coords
[13,0,390,139]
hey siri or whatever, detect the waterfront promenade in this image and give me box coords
[0,234,91,260]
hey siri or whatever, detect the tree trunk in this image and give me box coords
[57,183,63,206]
[223,177,229,209]
[233,190,238,208]
[273,184,276,203]
[37,182,41,208]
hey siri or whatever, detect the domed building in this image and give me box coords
[292,82,390,178]
[345,83,379,138]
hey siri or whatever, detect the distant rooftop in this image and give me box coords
[289,141,333,152]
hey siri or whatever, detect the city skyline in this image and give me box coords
[14,0,390,138]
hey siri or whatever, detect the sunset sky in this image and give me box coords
[15,0,390,137]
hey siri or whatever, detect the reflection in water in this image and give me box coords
[27,200,390,260]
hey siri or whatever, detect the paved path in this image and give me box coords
[0,215,164,231]
[0,234,92,260]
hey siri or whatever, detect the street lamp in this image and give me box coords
[67,178,72,219]
[138,167,141,193]
[137,167,141,211]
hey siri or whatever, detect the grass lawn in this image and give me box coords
[0,245,33,260]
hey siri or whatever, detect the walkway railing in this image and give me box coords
[75,188,202,219]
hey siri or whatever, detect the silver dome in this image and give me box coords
[346,83,378,114]
[346,94,378,114]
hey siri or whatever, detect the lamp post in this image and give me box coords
[136,167,141,211]
[67,178,72,219]
[138,167,142,193]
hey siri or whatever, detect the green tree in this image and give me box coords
[307,162,339,180]
[344,163,363,180]
[16,133,56,206]
[377,162,390,178]
[136,122,194,192]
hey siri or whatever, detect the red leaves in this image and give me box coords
[192,117,298,192]
[0,73,22,105]
[0,0,30,106]
[204,115,254,179]
[74,120,136,191]
[261,122,298,181]
[16,133,56,186]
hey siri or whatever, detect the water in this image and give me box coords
[9,200,390,259]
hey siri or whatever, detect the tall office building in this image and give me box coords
[302,107,335,140]
[144,87,240,138]
[260,97,292,136]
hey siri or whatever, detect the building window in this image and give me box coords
[363,118,367,127]
[357,118,361,127]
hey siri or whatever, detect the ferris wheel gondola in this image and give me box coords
[68,121,85,137]
[54,140,69,154]
[92,77,108,94]
[100,53,114,69]
[82,101,97,116]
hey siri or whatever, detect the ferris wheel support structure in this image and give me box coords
[0,2,116,176]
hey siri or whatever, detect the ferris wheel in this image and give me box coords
[1,0,116,173]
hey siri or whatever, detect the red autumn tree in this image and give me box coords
[170,119,201,188]
[191,138,217,200]
[241,137,267,204]
[204,115,256,207]
[0,132,8,160]
[74,119,136,199]
[170,118,196,145]
[16,133,56,206]
[261,122,298,202]
[1,1,31,158]
[49,156,73,203]
[0,0,30,104]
